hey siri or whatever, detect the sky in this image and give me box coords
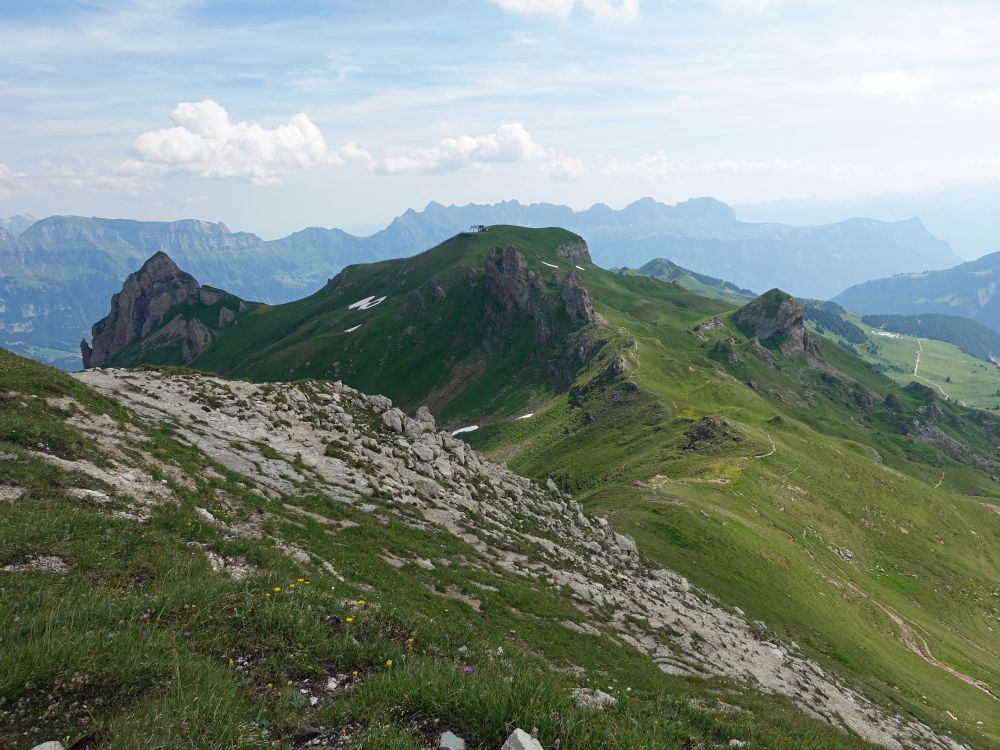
[1,0,1000,238]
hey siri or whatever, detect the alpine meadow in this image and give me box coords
[3,3,1000,750]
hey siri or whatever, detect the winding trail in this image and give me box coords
[913,339,957,401]
[841,579,999,701]
[753,431,777,458]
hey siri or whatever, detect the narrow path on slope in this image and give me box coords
[752,432,777,459]
[913,339,958,401]
[841,578,1000,701]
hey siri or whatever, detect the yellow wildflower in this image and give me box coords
[358,599,366,606]
[273,586,281,593]
[385,659,393,667]
[289,584,296,589]
[296,578,305,582]
[345,616,354,623]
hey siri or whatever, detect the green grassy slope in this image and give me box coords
[632,257,756,305]
[806,311,1000,409]
[468,305,1000,749]
[1,348,887,750]
[90,227,1000,748]
[192,226,723,423]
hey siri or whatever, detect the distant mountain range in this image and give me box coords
[738,182,1000,261]
[0,198,960,368]
[374,198,958,299]
[0,213,35,236]
[834,251,1000,335]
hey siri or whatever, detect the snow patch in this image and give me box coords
[345,324,362,333]
[348,295,387,311]
[451,426,479,436]
[541,261,558,269]
[515,413,534,420]
[576,265,585,270]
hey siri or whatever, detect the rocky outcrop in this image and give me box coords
[733,289,821,355]
[555,241,592,262]
[559,270,601,326]
[695,316,726,332]
[81,252,241,368]
[484,244,551,342]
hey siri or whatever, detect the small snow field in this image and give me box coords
[515,412,534,420]
[576,265,585,270]
[344,324,362,333]
[541,260,558,269]
[451,425,479,436]
[871,330,901,339]
[348,295,387,311]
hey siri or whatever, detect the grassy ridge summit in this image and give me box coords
[190,226,722,422]
[631,257,756,304]
[82,226,1000,747]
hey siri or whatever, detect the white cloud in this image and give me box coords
[493,0,639,22]
[0,159,153,197]
[0,164,26,196]
[859,70,933,98]
[600,151,845,179]
[125,100,333,185]
[718,0,781,12]
[340,122,584,179]
[543,151,588,180]
[366,123,546,174]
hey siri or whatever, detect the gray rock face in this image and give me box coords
[82,252,199,368]
[501,729,544,750]
[554,241,592,262]
[81,252,242,368]
[559,270,600,327]
[733,289,821,356]
[484,244,551,343]
[416,405,436,429]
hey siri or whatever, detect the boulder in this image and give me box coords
[438,730,466,750]
[501,728,544,750]
[416,405,436,429]
[381,408,404,433]
[571,687,618,709]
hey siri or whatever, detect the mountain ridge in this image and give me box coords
[834,250,1000,334]
[1,199,961,370]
